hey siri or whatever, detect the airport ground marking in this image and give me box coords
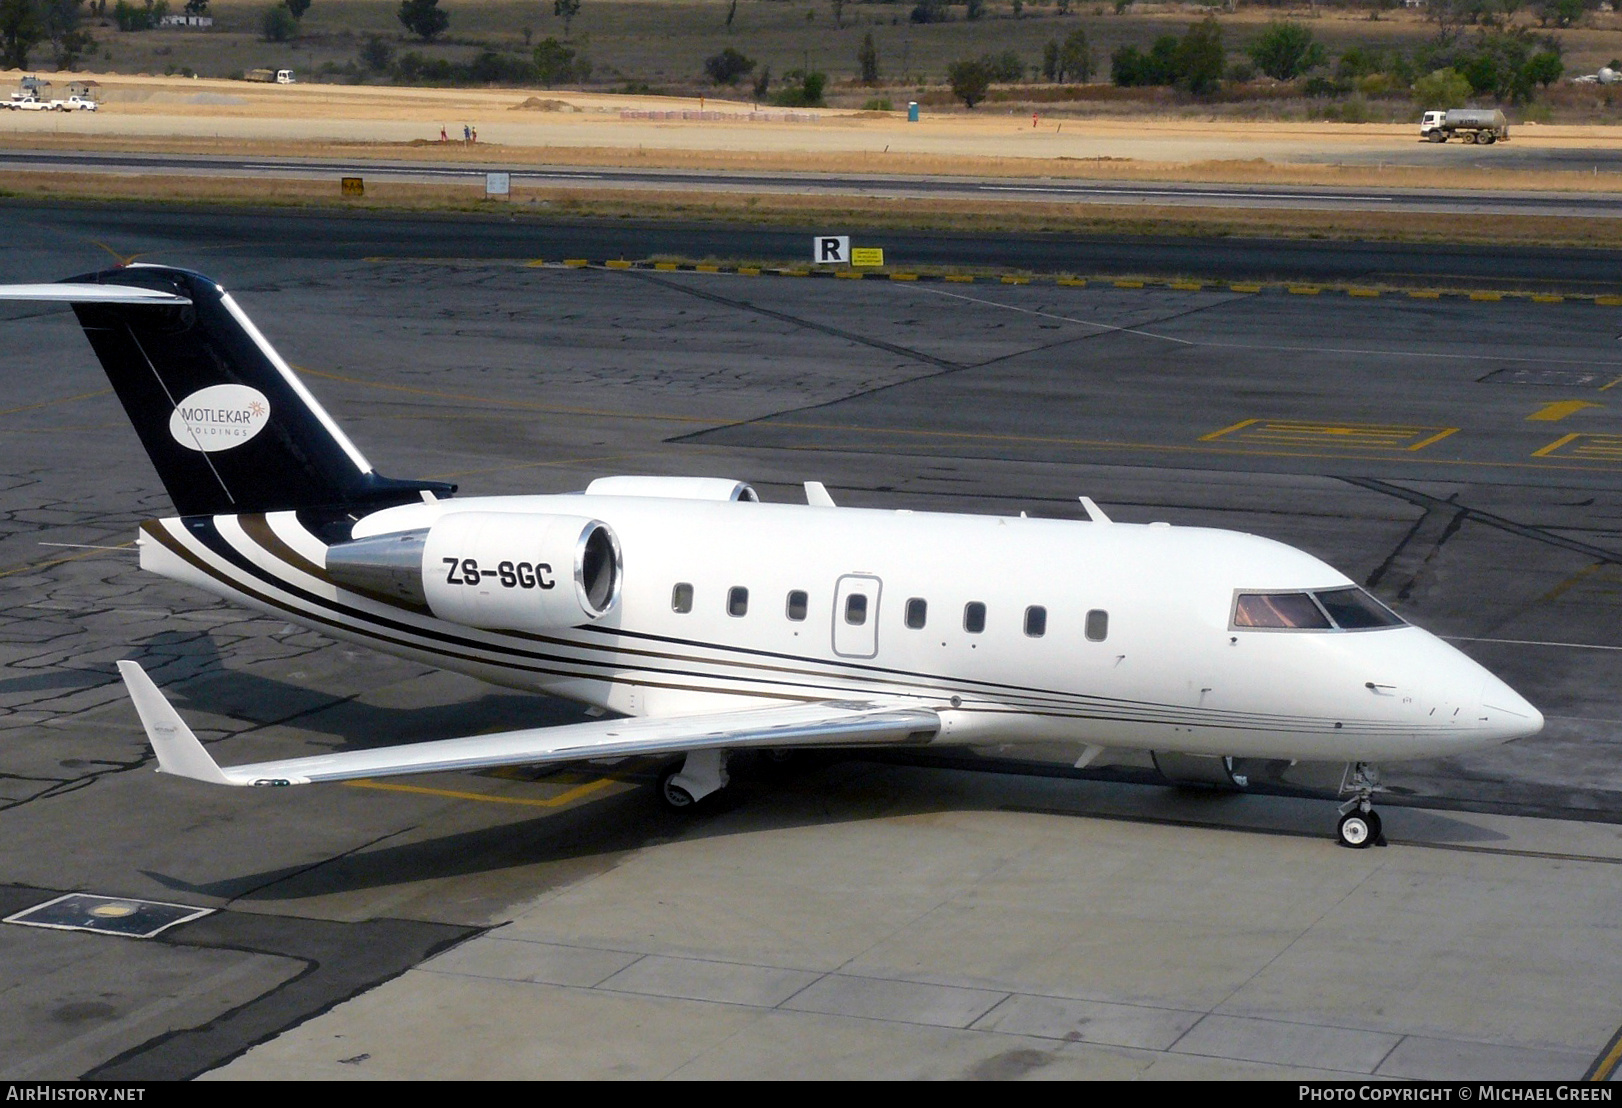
[1527,400,1601,422]
[1601,376,1622,392]
[1200,419,1458,452]
[343,776,616,808]
[1585,1025,1622,1081]
[1533,432,1622,461]
[0,388,112,419]
[0,540,135,579]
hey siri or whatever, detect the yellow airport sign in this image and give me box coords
[851,248,885,268]
[340,177,364,197]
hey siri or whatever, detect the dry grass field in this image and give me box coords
[33,0,1622,108]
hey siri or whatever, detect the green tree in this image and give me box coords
[1411,66,1472,105]
[360,33,394,71]
[965,0,983,18]
[182,0,206,12]
[1524,48,1563,87]
[985,48,1022,82]
[0,0,45,69]
[1247,21,1325,81]
[1058,26,1091,82]
[751,64,770,98]
[858,30,878,84]
[533,36,582,85]
[704,45,754,85]
[45,0,91,67]
[261,2,295,40]
[1174,18,1224,95]
[1042,37,1059,81]
[397,0,447,41]
[283,0,307,17]
[947,56,992,106]
[772,67,825,105]
[553,0,578,36]
[1112,34,1179,86]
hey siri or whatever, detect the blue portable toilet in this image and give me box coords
[907,101,919,123]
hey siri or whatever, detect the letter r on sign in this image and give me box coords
[814,236,850,264]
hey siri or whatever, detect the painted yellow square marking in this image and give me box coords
[1114,279,1144,289]
[653,262,678,271]
[1531,294,1564,303]
[835,270,865,279]
[524,259,548,268]
[1469,292,1502,301]
[604,260,632,269]
[1057,277,1087,287]
[738,267,761,276]
[1229,284,1262,293]
[1200,418,1459,452]
[1407,290,1441,299]
[889,273,918,281]
[1598,296,1622,306]
[1001,276,1028,285]
[1170,282,1203,291]
[1288,286,1320,296]
[1348,288,1380,298]
[563,258,589,267]
[695,264,720,273]
[945,274,975,283]
[1533,433,1622,461]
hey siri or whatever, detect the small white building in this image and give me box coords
[158,14,214,27]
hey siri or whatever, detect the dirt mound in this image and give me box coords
[511,97,578,112]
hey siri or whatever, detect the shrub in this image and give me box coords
[397,0,448,42]
[771,68,825,106]
[704,46,754,85]
[1247,22,1325,81]
[1411,66,1472,105]
[946,57,992,107]
[262,3,296,41]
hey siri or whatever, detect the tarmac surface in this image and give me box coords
[2,205,1621,1079]
[8,149,1622,219]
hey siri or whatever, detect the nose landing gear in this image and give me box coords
[1336,762,1386,848]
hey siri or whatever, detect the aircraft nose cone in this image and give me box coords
[1478,674,1543,743]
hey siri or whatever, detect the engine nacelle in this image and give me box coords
[326,512,621,631]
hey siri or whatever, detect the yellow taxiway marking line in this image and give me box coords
[1600,376,1622,392]
[0,540,134,580]
[753,417,1622,472]
[343,776,616,808]
[1589,1032,1622,1081]
[1534,432,1622,460]
[0,389,112,419]
[1528,400,1601,422]
[1200,419,1457,452]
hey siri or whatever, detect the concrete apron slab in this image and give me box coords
[205,786,1622,1080]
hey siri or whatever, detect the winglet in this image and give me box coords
[116,661,238,785]
[805,481,837,508]
[1078,496,1113,524]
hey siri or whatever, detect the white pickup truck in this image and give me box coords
[55,95,98,111]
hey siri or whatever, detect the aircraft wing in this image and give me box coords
[117,661,940,787]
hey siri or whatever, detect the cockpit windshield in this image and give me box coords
[1232,587,1404,631]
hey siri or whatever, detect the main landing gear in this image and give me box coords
[659,749,729,810]
[1336,761,1385,848]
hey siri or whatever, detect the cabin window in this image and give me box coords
[1085,609,1109,642]
[1024,606,1047,638]
[844,593,868,626]
[728,587,749,617]
[786,590,808,621]
[905,598,927,629]
[964,602,986,634]
[1232,592,1331,630]
[1314,587,1405,630]
[671,583,693,613]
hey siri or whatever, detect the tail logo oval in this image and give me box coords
[168,385,271,453]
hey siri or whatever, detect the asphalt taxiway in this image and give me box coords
[1,205,1621,1079]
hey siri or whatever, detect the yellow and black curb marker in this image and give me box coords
[368,257,1622,304]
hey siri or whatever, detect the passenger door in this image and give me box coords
[832,574,882,658]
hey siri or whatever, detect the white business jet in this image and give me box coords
[1,266,1542,848]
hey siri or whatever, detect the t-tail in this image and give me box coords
[1,265,453,516]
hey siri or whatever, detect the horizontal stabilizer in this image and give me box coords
[115,661,940,788]
[0,284,191,305]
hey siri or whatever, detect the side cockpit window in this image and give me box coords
[1232,588,1404,632]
